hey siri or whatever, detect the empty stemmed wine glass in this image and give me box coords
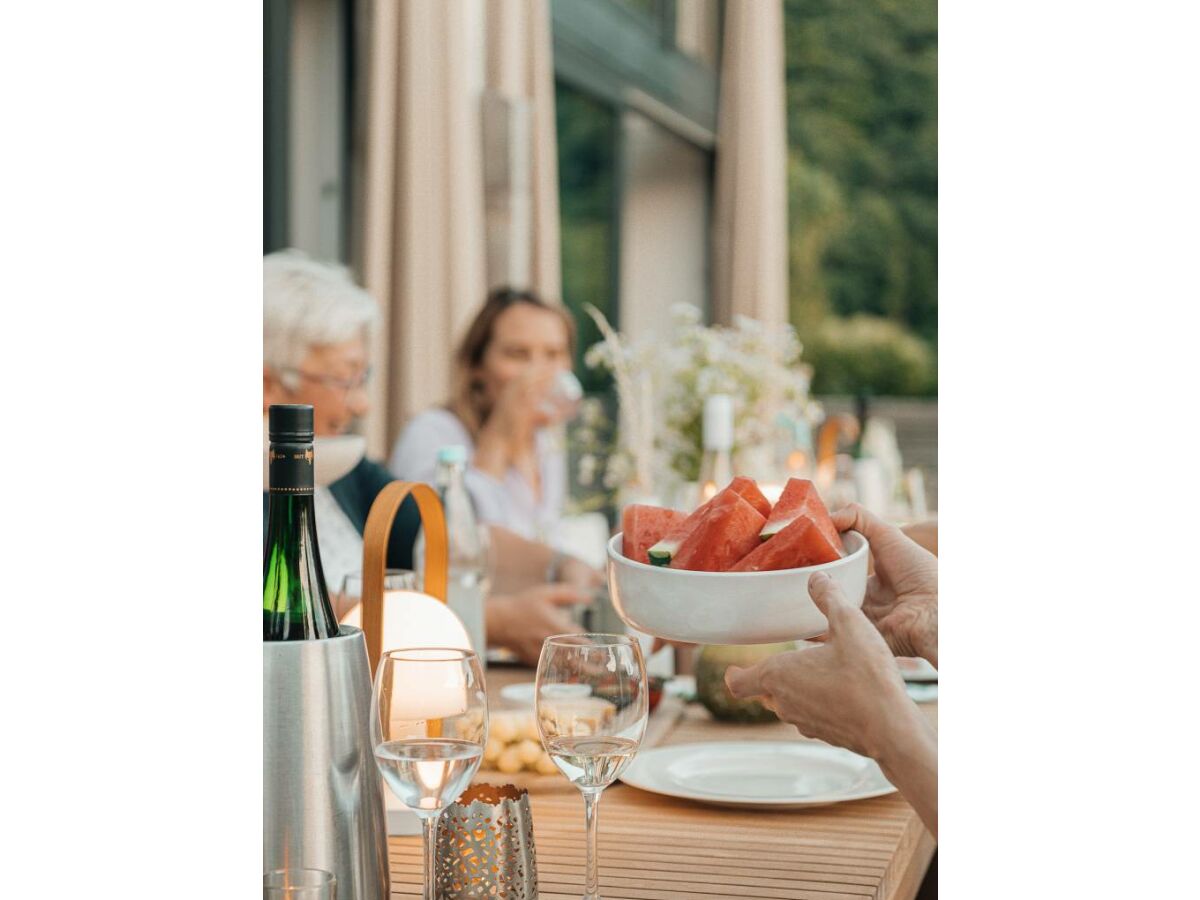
[371,647,488,900]
[339,569,417,620]
[536,634,648,900]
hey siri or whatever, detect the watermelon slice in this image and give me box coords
[669,491,766,572]
[729,514,843,572]
[621,504,688,565]
[729,475,772,518]
[760,478,844,553]
[647,476,771,566]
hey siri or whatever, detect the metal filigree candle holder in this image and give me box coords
[435,783,538,899]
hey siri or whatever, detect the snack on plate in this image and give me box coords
[622,476,845,573]
[481,700,618,776]
[482,711,556,776]
[537,696,617,741]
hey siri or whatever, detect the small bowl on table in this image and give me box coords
[605,530,869,645]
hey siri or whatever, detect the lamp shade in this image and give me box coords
[341,590,473,653]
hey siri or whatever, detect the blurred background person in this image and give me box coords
[390,287,601,587]
[263,251,590,664]
[390,288,571,539]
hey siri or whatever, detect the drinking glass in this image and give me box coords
[337,570,417,624]
[536,634,648,900]
[540,369,584,423]
[263,868,335,899]
[340,569,417,608]
[371,648,488,900]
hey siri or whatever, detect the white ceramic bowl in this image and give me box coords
[606,530,869,645]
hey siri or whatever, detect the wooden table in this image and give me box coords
[387,668,936,899]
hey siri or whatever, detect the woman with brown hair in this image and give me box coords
[389,287,581,545]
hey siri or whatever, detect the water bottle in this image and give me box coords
[434,445,489,663]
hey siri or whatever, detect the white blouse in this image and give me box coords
[388,408,566,544]
[311,485,364,595]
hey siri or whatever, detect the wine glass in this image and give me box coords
[338,570,417,620]
[371,648,488,900]
[263,868,335,899]
[540,369,584,423]
[536,634,648,900]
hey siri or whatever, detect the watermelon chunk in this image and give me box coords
[729,475,772,518]
[761,478,844,553]
[730,514,842,572]
[647,476,771,566]
[669,491,766,572]
[621,505,688,565]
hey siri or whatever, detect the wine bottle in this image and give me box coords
[263,404,339,640]
[434,445,489,662]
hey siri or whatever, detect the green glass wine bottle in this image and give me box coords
[263,404,339,640]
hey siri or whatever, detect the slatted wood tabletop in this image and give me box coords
[387,668,936,899]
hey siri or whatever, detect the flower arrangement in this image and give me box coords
[578,303,821,508]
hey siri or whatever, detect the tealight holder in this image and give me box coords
[435,783,538,899]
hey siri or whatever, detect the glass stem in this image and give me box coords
[582,788,602,900]
[422,815,438,900]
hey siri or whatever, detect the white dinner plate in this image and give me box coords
[619,741,895,809]
[897,656,938,683]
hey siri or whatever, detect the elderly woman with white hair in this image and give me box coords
[263,250,593,664]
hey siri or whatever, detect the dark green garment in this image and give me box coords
[263,457,421,571]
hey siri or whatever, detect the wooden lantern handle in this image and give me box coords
[361,481,449,674]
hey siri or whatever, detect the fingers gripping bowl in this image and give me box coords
[606,530,869,645]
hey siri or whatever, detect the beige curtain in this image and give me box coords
[360,0,487,458]
[484,0,562,300]
[711,0,789,327]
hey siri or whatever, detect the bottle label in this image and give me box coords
[268,441,314,494]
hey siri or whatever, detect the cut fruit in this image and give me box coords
[647,476,770,566]
[730,514,843,572]
[729,475,772,518]
[669,491,766,572]
[621,504,688,565]
[760,478,844,553]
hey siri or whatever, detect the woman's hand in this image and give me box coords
[473,367,556,481]
[486,583,591,666]
[558,555,603,592]
[832,504,938,667]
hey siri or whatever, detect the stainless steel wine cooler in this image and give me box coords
[263,625,389,900]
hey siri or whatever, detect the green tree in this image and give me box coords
[785,0,937,393]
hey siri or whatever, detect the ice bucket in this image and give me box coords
[263,625,387,900]
[264,481,451,900]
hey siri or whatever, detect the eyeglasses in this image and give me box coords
[278,366,372,399]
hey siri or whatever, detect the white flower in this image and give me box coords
[586,339,625,371]
[603,453,633,489]
[580,397,606,428]
[670,303,703,326]
[578,453,597,487]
